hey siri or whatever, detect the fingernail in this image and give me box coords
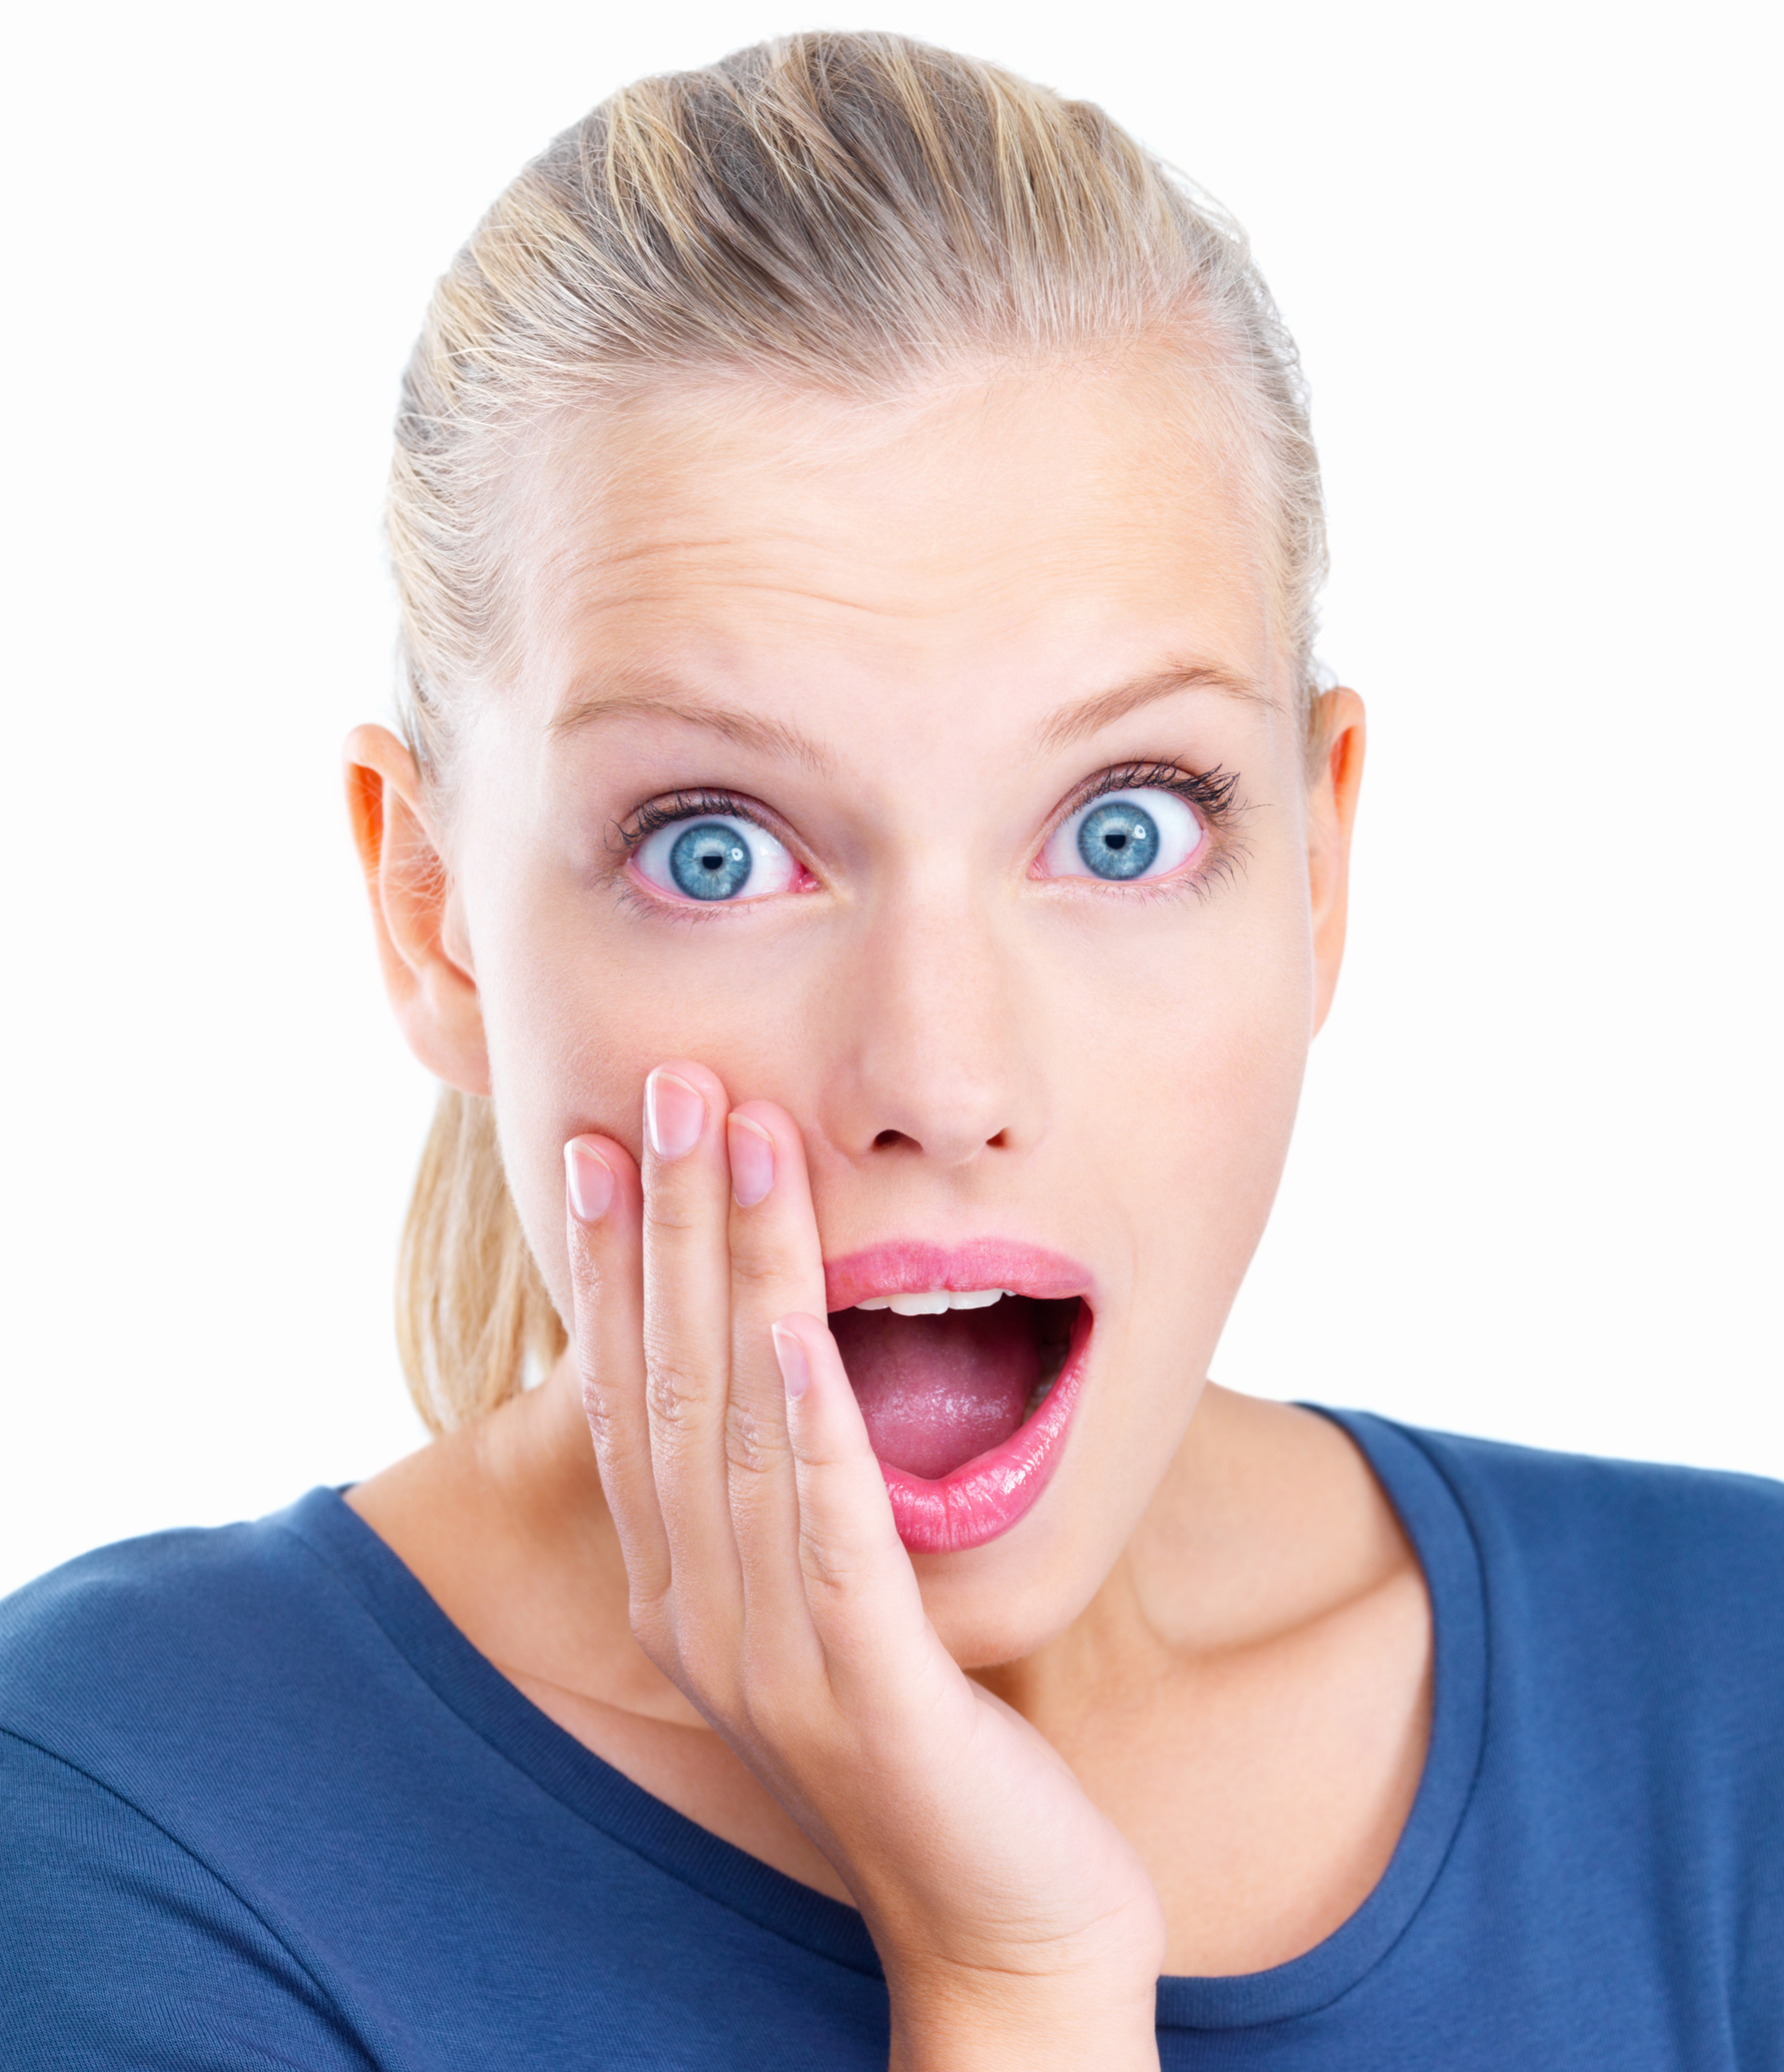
[645,1069,705,1160]
[565,1139,615,1223]
[772,1322,811,1401]
[727,1112,776,1208]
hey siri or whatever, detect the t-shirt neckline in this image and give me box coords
[1154,1410,1489,2028]
[281,1406,1486,2030]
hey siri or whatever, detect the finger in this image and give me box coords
[639,1060,745,1631]
[771,1314,934,1688]
[564,1135,671,1608]
[723,1103,828,1650]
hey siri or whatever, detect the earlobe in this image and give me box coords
[344,725,492,1096]
[1307,689,1366,1036]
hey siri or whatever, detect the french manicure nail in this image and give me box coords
[727,1113,776,1207]
[565,1139,615,1223]
[645,1069,705,1160]
[773,1322,812,1401]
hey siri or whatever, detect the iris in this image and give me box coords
[669,820,753,900]
[1076,800,1158,881]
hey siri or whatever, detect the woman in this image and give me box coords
[3,32,1778,2070]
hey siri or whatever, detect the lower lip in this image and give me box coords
[879,1300,1093,1554]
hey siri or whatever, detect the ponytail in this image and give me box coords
[396,1087,567,1432]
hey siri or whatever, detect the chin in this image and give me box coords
[826,1244,1205,1664]
[907,1519,1122,1669]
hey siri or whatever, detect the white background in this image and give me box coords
[2,0,1777,1594]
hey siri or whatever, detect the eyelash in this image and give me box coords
[1058,761,1240,830]
[612,764,1243,893]
[1041,761,1243,899]
[616,789,765,850]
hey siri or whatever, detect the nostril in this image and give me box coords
[873,1128,916,1150]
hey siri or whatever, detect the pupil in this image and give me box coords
[669,819,754,901]
[1077,799,1158,882]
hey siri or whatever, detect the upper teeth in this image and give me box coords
[854,1288,1009,1315]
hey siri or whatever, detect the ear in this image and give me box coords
[344,725,491,1096]
[1306,688,1366,1036]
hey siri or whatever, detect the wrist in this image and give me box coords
[886,1960,1160,2072]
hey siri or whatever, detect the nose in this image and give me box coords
[817,887,1044,1169]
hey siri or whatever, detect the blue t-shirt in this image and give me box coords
[2,1411,1780,2068]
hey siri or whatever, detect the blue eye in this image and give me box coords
[1042,788,1204,884]
[1077,800,1156,879]
[633,814,799,904]
[671,821,751,900]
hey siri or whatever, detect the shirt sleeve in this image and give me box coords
[0,1728,378,2072]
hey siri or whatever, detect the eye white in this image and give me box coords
[632,813,799,903]
[1042,788,1204,883]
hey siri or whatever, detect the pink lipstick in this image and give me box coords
[824,1241,1093,1553]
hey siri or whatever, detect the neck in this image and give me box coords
[401,1359,1395,1747]
[969,1386,1408,1725]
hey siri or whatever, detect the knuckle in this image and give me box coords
[798,1527,867,1600]
[787,1430,847,1478]
[641,1192,705,1238]
[644,1351,711,1426]
[725,1399,790,1480]
[725,1244,793,1294]
[580,1377,623,1448]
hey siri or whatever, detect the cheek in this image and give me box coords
[1050,881,1310,1224]
[1153,934,1308,1247]
[469,885,817,1317]
[1035,876,1311,1464]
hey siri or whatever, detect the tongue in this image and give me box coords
[829,1303,1040,1480]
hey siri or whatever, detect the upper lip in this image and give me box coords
[823,1239,1093,1313]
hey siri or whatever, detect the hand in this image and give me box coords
[564,1061,1165,2071]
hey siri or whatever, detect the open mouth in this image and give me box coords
[829,1292,1078,1479]
[824,1243,1094,1553]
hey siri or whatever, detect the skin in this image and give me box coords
[345,356,1428,2069]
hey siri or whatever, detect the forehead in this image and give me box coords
[509,358,1282,725]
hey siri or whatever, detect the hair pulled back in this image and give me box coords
[388,30,1326,1432]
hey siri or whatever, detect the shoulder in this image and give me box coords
[1391,1418,1784,1584]
[1360,1415,1784,1740]
[0,1499,390,2070]
[0,1492,375,1789]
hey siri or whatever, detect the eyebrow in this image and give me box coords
[549,657,1267,770]
[1035,663,1273,753]
[548,688,836,774]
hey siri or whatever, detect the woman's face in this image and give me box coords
[439,358,1357,1665]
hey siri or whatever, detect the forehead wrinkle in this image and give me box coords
[548,684,836,776]
[551,530,1002,627]
[1038,664,1275,754]
[559,521,1076,621]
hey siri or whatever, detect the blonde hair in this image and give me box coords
[387,30,1327,1431]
